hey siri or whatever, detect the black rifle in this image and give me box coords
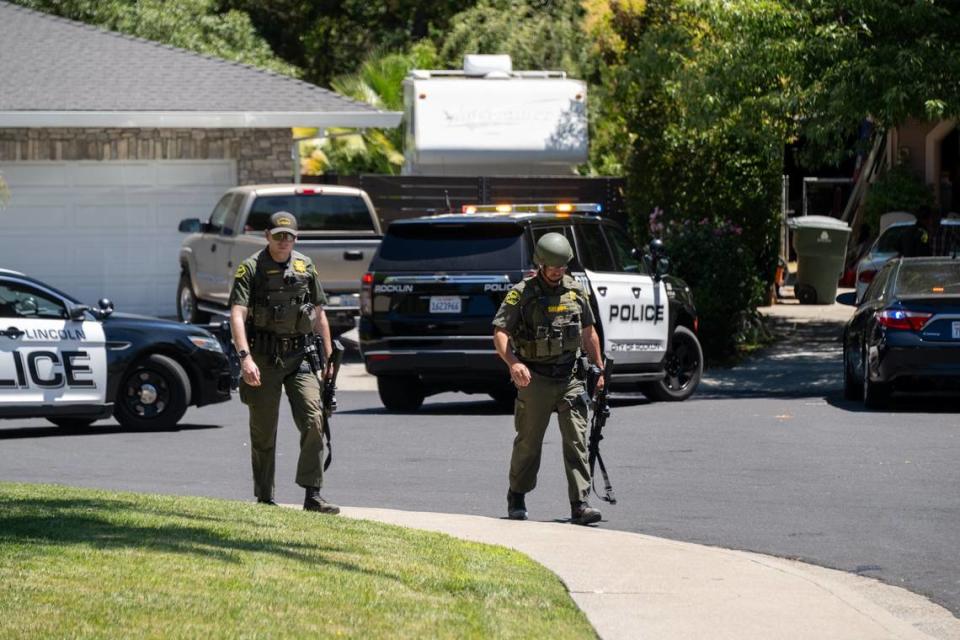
[587,358,616,504]
[304,337,344,471]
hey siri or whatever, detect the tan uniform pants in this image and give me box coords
[510,372,591,504]
[240,351,325,501]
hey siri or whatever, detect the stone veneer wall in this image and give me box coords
[0,128,293,185]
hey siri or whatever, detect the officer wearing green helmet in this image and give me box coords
[492,231,606,525]
[229,211,338,514]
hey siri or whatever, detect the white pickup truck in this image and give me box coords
[177,184,382,334]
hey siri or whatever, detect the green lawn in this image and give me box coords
[0,483,594,639]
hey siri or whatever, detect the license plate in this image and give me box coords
[429,296,462,314]
[953,321,960,339]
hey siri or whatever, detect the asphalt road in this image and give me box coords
[2,316,959,616]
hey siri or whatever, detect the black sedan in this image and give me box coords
[0,269,232,429]
[841,257,960,408]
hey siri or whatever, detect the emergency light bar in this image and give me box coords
[461,203,603,215]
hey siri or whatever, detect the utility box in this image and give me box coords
[402,54,588,176]
[788,215,852,304]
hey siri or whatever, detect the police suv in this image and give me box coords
[0,270,232,429]
[359,204,703,411]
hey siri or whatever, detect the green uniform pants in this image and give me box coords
[510,372,591,504]
[240,351,326,501]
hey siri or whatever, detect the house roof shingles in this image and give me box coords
[0,1,399,128]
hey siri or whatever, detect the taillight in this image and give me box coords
[877,309,932,331]
[360,272,373,316]
[858,269,876,284]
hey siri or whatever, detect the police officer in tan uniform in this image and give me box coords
[229,211,338,513]
[493,232,606,525]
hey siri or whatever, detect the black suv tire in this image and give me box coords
[640,325,703,402]
[377,375,425,412]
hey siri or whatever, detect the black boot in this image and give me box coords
[570,501,601,525]
[303,487,340,514]
[507,490,528,520]
[257,497,278,506]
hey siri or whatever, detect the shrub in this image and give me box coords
[655,210,768,360]
[863,164,933,232]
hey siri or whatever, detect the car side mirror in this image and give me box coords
[68,304,91,321]
[178,218,202,233]
[835,291,857,306]
[656,256,671,278]
[643,239,669,281]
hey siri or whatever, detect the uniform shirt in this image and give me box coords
[228,250,328,308]
[492,273,595,363]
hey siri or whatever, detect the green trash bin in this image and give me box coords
[787,215,851,304]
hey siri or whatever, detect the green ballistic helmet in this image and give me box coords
[534,232,574,267]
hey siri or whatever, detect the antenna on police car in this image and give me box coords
[444,190,452,214]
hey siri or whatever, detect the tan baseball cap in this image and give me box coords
[269,211,298,237]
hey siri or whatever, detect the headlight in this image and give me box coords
[189,335,223,352]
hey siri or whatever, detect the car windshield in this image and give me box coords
[246,194,373,232]
[875,225,914,253]
[893,260,960,296]
[372,222,525,271]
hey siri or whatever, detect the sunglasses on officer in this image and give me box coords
[271,232,296,242]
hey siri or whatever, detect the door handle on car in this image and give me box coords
[2,326,24,339]
[344,250,364,261]
[597,286,607,296]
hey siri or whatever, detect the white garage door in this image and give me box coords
[0,160,236,316]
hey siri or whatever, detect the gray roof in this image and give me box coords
[0,1,400,128]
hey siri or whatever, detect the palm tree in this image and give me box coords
[305,42,438,175]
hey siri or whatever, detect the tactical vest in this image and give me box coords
[514,276,583,361]
[249,250,315,336]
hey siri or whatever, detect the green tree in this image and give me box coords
[11,0,297,76]
[587,0,801,357]
[794,0,960,164]
[301,42,440,175]
[439,0,589,75]
[218,0,476,85]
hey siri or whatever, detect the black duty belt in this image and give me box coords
[250,332,307,356]
[524,360,576,380]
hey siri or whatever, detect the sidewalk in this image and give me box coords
[326,301,960,639]
[340,507,960,640]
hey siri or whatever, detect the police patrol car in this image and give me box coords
[0,270,232,429]
[358,204,703,411]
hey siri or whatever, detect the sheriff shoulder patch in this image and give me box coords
[504,290,521,306]
[293,259,307,273]
[234,264,247,279]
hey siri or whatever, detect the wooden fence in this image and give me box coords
[302,174,626,229]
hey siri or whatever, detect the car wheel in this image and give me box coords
[862,346,889,410]
[177,273,210,324]
[115,354,191,429]
[842,341,862,401]
[640,325,703,402]
[377,375,424,412]
[47,417,95,430]
[796,284,818,305]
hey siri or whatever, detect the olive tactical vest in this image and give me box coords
[249,250,314,336]
[513,275,583,361]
